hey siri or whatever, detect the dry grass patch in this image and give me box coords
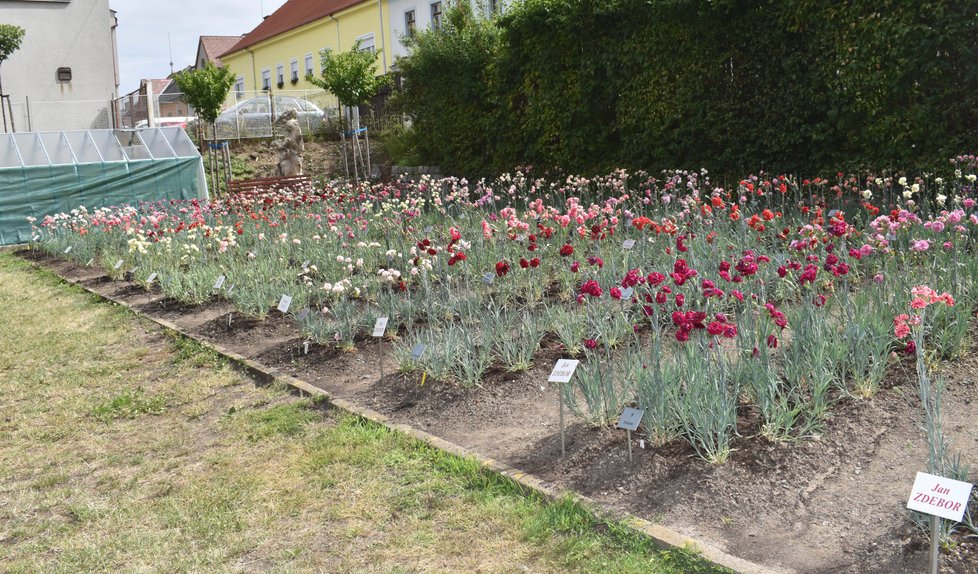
[0,252,725,574]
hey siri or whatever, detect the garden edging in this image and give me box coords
[49,265,780,574]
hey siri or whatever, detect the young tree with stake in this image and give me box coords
[172,63,235,192]
[308,42,389,179]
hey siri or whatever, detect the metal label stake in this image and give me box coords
[617,407,645,462]
[373,317,389,382]
[906,471,974,574]
[548,359,579,458]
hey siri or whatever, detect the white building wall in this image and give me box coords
[388,0,509,64]
[0,0,119,131]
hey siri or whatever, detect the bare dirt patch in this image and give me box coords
[27,249,978,574]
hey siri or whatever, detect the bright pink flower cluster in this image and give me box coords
[894,285,955,355]
[909,285,955,309]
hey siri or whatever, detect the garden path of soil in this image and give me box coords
[25,251,978,574]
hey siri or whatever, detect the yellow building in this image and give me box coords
[220,0,392,104]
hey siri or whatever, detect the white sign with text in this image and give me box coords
[277,294,292,313]
[373,317,389,338]
[906,472,973,522]
[548,359,580,383]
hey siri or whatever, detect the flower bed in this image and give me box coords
[30,158,978,571]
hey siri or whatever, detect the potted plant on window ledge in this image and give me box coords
[276,80,285,89]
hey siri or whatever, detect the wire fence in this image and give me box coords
[1,87,397,140]
[2,98,114,133]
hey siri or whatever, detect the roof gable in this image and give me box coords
[221,0,363,58]
[198,36,242,67]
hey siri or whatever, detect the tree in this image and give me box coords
[0,24,26,132]
[172,62,235,142]
[308,41,389,123]
[308,42,390,179]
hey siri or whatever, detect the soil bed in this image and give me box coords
[23,249,978,574]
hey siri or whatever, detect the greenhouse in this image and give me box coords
[0,127,207,245]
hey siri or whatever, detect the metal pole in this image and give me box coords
[0,68,8,132]
[627,429,633,462]
[559,386,566,458]
[379,336,384,381]
[25,96,31,132]
[4,95,15,132]
[365,127,371,179]
[930,515,940,574]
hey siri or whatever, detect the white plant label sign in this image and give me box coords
[146,272,157,285]
[620,287,634,299]
[411,343,426,360]
[277,294,292,313]
[64,245,73,254]
[622,239,637,250]
[113,259,124,270]
[213,275,226,290]
[548,359,579,383]
[373,317,389,338]
[906,472,973,522]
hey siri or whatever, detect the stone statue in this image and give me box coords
[272,109,304,177]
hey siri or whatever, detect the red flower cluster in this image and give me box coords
[621,268,643,288]
[580,279,603,298]
[559,243,574,257]
[496,260,510,276]
[671,259,697,286]
[764,302,788,330]
[632,216,654,231]
[706,313,738,338]
[701,279,725,299]
[672,310,707,342]
[417,238,437,256]
[799,264,818,284]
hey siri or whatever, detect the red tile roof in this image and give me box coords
[221,0,364,58]
[200,36,243,67]
[142,79,172,96]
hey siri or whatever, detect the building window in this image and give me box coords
[234,76,245,96]
[405,10,416,38]
[304,53,314,77]
[430,2,442,30]
[290,59,299,83]
[356,34,376,53]
[489,0,500,14]
[261,69,271,90]
[276,64,285,87]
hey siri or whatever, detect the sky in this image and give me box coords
[109,0,288,94]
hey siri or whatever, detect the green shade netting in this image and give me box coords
[0,128,207,246]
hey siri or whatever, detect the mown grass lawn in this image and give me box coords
[0,251,726,573]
